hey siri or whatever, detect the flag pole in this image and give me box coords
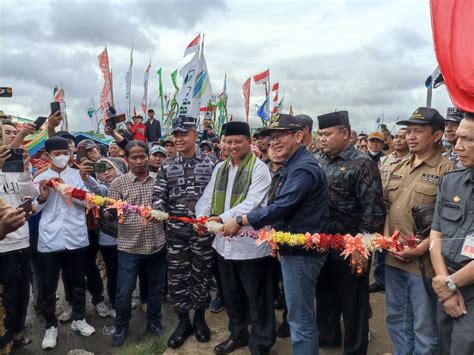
[92,97,100,133]
[129,44,133,119]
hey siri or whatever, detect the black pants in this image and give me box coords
[211,249,224,299]
[0,248,31,340]
[29,234,41,310]
[85,230,104,305]
[138,263,148,304]
[38,248,87,328]
[100,245,118,308]
[217,254,276,355]
[316,251,369,355]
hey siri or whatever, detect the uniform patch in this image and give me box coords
[390,174,403,180]
[420,173,440,184]
[453,195,461,204]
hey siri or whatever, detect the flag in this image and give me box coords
[257,97,270,122]
[87,98,95,118]
[242,77,251,122]
[183,34,200,57]
[222,74,227,97]
[157,68,165,121]
[189,47,213,117]
[177,50,200,117]
[141,61,151,115]
[170,69,179,91]
[98,47,113,121]
[125,45,133,118]
[271,82,279,114]
[253,69,270,85]
[425,66,444,89]
[52,86,64,102]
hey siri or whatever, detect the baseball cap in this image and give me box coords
[294,114,314,128]
[397,107,445,131]
[150,145,167,156]
[367,131,385,142]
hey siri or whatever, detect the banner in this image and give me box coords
[98,47,112,121]
[157,68,165,121]
[125,45,133,118]
[242,77,251,122]
[189,48,213,117]
[271,82,279,114]
[253,69,270,85]
[170,69,179,91]
[183,34,200,57]
[141,61,151,115]
[177,50,200,117]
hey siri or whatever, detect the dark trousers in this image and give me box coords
[167,231,213,314]
[437,284,474,355]
[316,251,369,355]
[38,248,87,328]
[85,230,104,305]
[138,264,148,304]
[211,250,224,299]
[373,251,386,287]
[29,235,41,310]
[0,248,31,340]
[115,248,166,329]
[100,245,118,308]
[217,254,276,355]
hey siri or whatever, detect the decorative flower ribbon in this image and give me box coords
[46,178,418,273]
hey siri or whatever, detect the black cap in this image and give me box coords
[44,137,69,152]
[224,121,250,137]
[260,114,303,134]
[317,111,350,130]
[445,107,464,122]
[171,116,196,134]
[199,140,213,150]
[294,114,313,128]
[54,130,75,141]
[397,107,445,130]
[252,127,271,138]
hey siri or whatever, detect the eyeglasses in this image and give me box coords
[269,131,295,144]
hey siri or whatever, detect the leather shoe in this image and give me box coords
[214,337,248,354]
[193,316,210,342]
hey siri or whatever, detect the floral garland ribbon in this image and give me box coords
[46,178,418,273]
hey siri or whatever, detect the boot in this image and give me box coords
[193,307,210,342]
[168,312,194,349]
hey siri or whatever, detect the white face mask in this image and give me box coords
[50,154,70,169]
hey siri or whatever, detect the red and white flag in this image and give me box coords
[272,82,279,114]
[98,47,113,121]
[253,69,269,85]
[242,77,251,122]
[52,86,65,102]
[183,34,200,57]
[141,61,152,114]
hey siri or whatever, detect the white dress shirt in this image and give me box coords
[33,166,89,253]
[196,156,272,260]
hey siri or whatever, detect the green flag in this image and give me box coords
[170,69,179,91]
[157,68,165,122]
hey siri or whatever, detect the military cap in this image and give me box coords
[445,107,464,122]
[171,116,196,134]
[260,114,303,134]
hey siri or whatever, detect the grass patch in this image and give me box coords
[115,335,167,355]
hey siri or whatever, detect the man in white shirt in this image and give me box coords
[33,137,95,350]
[195,121,275,355]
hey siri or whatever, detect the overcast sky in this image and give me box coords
[0,0,453,133]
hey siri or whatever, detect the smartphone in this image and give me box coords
[50,102,66,116]
[92,162,107,173]
[34,116,48,130]
[17,198,32,219]
[0,87,13,97]
[2,148,24,172]
[105,113,126,130]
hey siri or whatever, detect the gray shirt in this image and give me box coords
[432,168,474,271]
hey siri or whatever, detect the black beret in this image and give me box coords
[317,111,350,130]
[224,121,250,137]
[44,137,69,153]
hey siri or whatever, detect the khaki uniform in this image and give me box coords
[379,152,409,192]
[385,149,454,277]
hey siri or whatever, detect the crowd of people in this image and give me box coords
[0,105,473,355]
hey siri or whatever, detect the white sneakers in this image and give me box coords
[71,319,96,336]
[58,303,73,322]
[42,326,58,350]
[94,301,111,318]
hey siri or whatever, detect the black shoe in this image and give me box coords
[112,327,128,347]
[168,314,194,349]
[193,308,211,342]
[273,294,285,310]
[276,320,290,338]
[369,283,385,293]
[146,322,164,336]
[214,337,249,354]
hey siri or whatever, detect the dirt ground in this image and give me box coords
[15,280,394,355]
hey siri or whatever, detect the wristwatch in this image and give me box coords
[446,276,457,292]
[236,215,244,227]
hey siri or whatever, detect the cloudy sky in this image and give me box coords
[0,0,453,133]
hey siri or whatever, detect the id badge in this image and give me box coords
[461,233,474,259]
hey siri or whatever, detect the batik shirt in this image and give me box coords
[315,145,385,235]
[152,149,216,236]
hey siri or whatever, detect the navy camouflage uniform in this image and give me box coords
[152,145,216,315]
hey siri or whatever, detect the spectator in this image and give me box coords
[108,141,122,158]
[145,109,162,146]
[161,136,176,157]
[131,116,147,142]
[201,118,215,141]
[367,131,386,164]
[124,122,134,142]
[199,141,214,157]
[149,145,167,173]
